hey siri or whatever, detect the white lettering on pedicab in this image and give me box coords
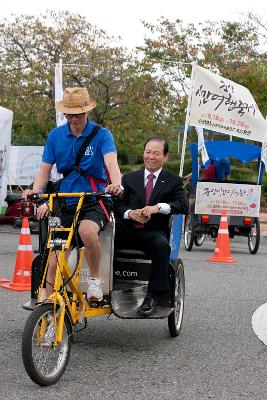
[80,269,91,283]
[114,270,138,277]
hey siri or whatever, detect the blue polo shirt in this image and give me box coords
[42,119,116,203]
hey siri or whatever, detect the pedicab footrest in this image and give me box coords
[111,285,174,319]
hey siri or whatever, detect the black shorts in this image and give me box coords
[61,201,111,231]
[52,200,112,247]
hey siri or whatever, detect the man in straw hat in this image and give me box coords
[23,87,123,303]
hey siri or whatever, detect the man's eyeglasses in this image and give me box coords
[64,113,86,119]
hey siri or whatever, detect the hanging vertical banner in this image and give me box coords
[53,61,64,181]
[55,60,66,127]
[0,106,13,211]
[261,116,267,171]
[196,126,209,164]
[188,65,267,143]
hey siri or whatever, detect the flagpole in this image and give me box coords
[55,59,66,127]
[179,62,195,177]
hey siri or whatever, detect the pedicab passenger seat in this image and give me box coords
[113,215,175,286]
[111,216,181,319]
[113,248,152,286]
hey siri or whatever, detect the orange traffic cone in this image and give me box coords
[208,210,237,263]
[0,277,10,283]
[0,217,33,291]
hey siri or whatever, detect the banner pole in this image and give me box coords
[179,62,195,177]
[55,59,66,127]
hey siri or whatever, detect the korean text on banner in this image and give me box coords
[195,181,261,217]
[0,106,13,211]
[188,65,267,143]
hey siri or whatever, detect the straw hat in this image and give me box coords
[55,87,97,114]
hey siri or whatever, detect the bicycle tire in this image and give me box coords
[22,303,72,386]
[248,217,260,254]
[184,214,195,251]
[194,232,206,247]
[168,258,185,337]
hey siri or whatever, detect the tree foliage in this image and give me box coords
[0,10,173,165]
[140,13,267,119]
[0,11,267,169]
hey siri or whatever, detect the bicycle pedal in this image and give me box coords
[74,318,87,332]
[89,300,100,308]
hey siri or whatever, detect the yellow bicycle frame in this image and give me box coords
[37,193,112,346]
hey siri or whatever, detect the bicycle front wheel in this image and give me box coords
[22,303,72,386]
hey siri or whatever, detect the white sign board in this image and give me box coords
[188,65,267,143]
[8,146,43,185]
[0,106,13,210]
[195,181,261,217]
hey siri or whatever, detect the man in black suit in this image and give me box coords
[114,137,188,316]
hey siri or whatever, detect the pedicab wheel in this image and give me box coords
[248,217,260,255]
[22,303,72,386]
[194,233,206,247]
[168,258,185,337]
[184,214,195,251]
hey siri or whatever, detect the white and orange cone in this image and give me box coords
[208,210,237,263]
[0,277,10,283]
[0,217,33,291]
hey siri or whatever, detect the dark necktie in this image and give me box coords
[145,173,156,205]
[134,173,155,229]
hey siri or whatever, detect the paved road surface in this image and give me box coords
[0,226,267,399]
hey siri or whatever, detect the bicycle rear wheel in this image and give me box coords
[168,258,185,337]
[248,217,260,254]
[22,303,72,386]
[194,233,206,247]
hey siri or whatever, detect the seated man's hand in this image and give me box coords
[105,184,124,196]
[128,209,150,223]
[140,205,160,219]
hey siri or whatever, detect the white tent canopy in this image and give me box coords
[0,106,13,211]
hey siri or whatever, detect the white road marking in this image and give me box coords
[251,303,267,345]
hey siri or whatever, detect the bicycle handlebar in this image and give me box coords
[28,191,113,202]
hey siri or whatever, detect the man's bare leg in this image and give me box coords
[79,220,103,301]
[79,220,101,276]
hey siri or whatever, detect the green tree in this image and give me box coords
[140,14,267,119]
[0,10,175,164]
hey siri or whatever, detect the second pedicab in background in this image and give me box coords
[184,139,263,254]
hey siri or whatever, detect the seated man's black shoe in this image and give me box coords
[138,294,158,317]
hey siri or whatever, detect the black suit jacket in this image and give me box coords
[114,169,188,235]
